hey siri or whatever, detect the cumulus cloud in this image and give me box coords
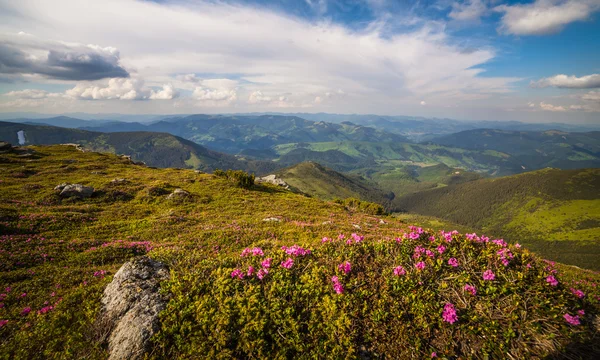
[582,90,600,101]
[193,87,237,102]
[5,89,53,99]
[449,0,487,22]
[420,100,426,105]
[495,0,600,35]
[531,73,600,89]
[65,78,176,100]
[0,32,129,80]
[539,101,567,111]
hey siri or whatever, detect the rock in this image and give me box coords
[166,189,191,200]
[55,183,94,198]
[379,219,386,224]
[321,221,333,225]
[110,178,128,185]
[194,170,204,174]
[256,174,290,189]
[263,217,281,222]
[0,141,12,152]
[353,224,361,230]
[100,256,170,360]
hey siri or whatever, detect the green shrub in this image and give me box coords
[214,169,255,189]
[335,197,385,215]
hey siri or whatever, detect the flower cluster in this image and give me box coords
[570,288,585,298]
[482,270,495,281]
[346,233,364,244]
[448,258,459,267]
[338,261,351,275]
[442,303,458,324]
[241,247,264,257]
[281,258,294,269]
[281,245,311,256]
[563,313,581,326]
[393,266,406,276]
[546,275,558,286]
[331,276,344,294]
[464,284,477,296]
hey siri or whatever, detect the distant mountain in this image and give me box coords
[269,162,394,206]
[0,121,279,174]
[267,113,600,141]
[431,129,600,171]
[33,114,410,154]
[393,168,600,270]
[5,116,115,129]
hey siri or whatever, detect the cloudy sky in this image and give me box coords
[0,0,599,123]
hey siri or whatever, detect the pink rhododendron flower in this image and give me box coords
[563,313,580,326]
[20,307,31,316]
[282,245,311,256]
[0,303,4,309]
[577,309,585,316]
[281,258,294,269]
[408,232,420,240]
[570,288,585,298]
[261,258,272,268]
[38,305,54,315]
[247,266,255,276]
[415,261,426,270]
[448,258,459,267]
[321,237,331,243]
[0,294,5,301]
[351,233,364,243]
[546,275,558,286]
[331,276,344,294]
[431,352,437,358]
[483,270,495,281]
[429,236,436,242]
[0,320,7,328]
[20,292,26,298]
[338,234,345,240]
[241,247,264,257]
[393,266,406,276]
[442,303,458,324]
[231,269,244,279]
[526,263,532,269]
[515,243,521,249]
[338,261,351,275]
[464,284,477,296]
[437,245,446,254]
[257,268,269,280]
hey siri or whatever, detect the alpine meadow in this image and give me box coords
[1,0,600,359]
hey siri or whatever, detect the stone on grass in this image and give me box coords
[55,183,94,198]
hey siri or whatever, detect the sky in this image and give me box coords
[0,0,599,123]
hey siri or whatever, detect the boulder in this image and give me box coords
[0,141,12,152]
[100,256,170,360]
[110,178,128,185]
[256,174,290,189]
[263,217,281,222]
[55,183,94,198]
[166,188,191,200]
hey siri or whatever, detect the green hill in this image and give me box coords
[431,129,600,170]
[394,168,600,270]
[0,121,279,175]
[271,161,394,205]
[0,145,598,358]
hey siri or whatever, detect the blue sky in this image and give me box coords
[0,0,599,123]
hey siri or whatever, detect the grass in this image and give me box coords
[0,145,599,359]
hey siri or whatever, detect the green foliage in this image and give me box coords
[214,169,255,189]
[335,197,385,215]
[153,231,600,359]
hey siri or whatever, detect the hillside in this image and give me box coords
[0,144,598,359]
[270,162,394,205]
[394,168,600,270]
[79,114,410,154]
[359,163,483,198]
[431,129,600,170]
[0,122,278,174]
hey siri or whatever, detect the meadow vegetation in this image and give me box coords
[0,145,598,359]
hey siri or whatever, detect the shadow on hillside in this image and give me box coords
[545,338,600,359]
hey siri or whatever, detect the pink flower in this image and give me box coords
[464,284,477,296]
[564,313,580,326]
[570,288,585,298]
[241,247,264,257]
[415,261,426,270]
[0,320,8,328]
[442,303,458,324]
[351,233,364,243]
[526,263,532,269]
[20,307,31,316]
[331,276,344,294]
[408,232,420,240]
[0,303,4,309]
[261,258,272,268]
[20,292,27,298]
[437,245,446,254]
[38,305,54,315]
[247,266,255,276]
[577,309,585,316]
[448,258,459,267]
[281,258,294,269]
[482,270,495,281]
[338,234,345,240]
[515,243,521,249]
[321,237,331,243]
[0,294,6,301]
[431,352,437,358]
[257,268,269,280]
[338,261,352,275]
[231,269,244,279]
[546,275,558,286]
[393,266,406,276]
[282,245,311,256]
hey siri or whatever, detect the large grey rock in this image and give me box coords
[0,141,12,152]
[256,174,290,189]
[56,183,94,198]
[100,256,170,360]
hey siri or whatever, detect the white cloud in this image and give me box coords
[0,0,520,114]
[149,84,179,100]
[495,0,600,35]
[449,0,487,22]
[420,100,426,105]
[193,86,237,102]
[248,91,272,104]
[527,101,536,108]
[5,89,52,99]
[582,90,600,101]
[532,73,600,89]
[539,101,567,111]
[64,78,176,100]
